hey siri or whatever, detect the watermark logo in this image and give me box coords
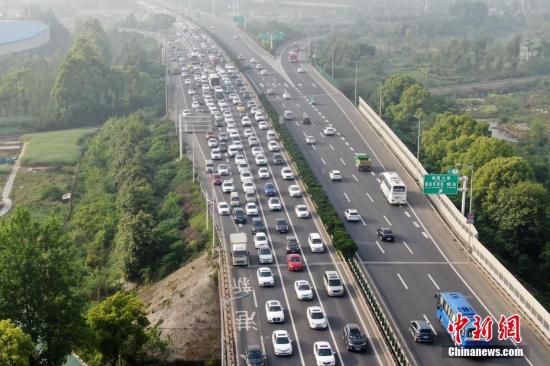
[448,313,522,344]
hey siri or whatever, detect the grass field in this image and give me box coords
[21,128,98,166]
[0,164,11,189]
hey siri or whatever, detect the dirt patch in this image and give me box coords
[140,252,221,362]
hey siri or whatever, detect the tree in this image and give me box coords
[386,84,432,124]
[473,156,534,208]
[0,319,35,366]
[451,136,515,171]
[505,34,523,69]
[381,74,419,109]
[0,209,86,366]
[449,0,488,27]
[86,292,166,365]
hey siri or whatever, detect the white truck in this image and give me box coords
[231,232,249,266]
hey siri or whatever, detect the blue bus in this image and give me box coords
[435,291,490,347]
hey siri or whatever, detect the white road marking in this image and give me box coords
[282,103,286,108]
[397,273,409,290]
[345,141,350,146]
[360,215,367,226]
[321,157,327,165]
[352,174,359,183]
[375,241,386,254]
[350,146,354,152]
[412,221,420,228]
[376,178,381,183]
[294,120,299,126]
[296,103,301,108]
[427,273,440,290]
[421,231,429,239]
[366,192,374,202]
[343,192,351,202]
[383,215,392,226]
[423,314,438,335]
[320,132,324,138]
[370,171,376,176]
[329,144,335,151]
[403,241,414,255]
[339,158,346,165]
[252,289,258,308]
[404,211,411,218]
[312,83,317,87]
[312,145,317,151]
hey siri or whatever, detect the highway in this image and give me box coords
[185,11,549,366]
[166,23,395,366]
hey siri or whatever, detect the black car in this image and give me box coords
[272,153,285,165]
[409,320,435,343]
[275,218,289,233]
[343,323,367,352]
[251,217,266,233]
[245,344,266,366]
[233,208,246,224]
[218,142,227,152]
[285,236,300,253]
[377,227,395,241]
[302,115,311,124]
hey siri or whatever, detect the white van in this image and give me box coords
[228,145,239,157]
[230,191,241,207]
[205,159,214,173]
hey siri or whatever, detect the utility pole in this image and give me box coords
[331,48,334,78]
[460,175,469,216]
[354,62,358,106]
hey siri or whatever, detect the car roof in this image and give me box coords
[315,341,331,348]
[345,323,361,330]
[325,270,339,278]
[413,320,431,329]
[246,344,261,352]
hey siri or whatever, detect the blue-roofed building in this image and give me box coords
[0,20,50,56]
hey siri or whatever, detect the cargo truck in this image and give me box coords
[231,232,249,266]
[355,153,373,171]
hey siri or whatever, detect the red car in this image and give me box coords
[287,254,304,272]
[212,174,223,185]
[205,130,216,140]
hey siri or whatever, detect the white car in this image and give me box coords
[246,202,259,216]
[192,101,200,109]
[307,306,328,329]
[344,208,361,222]
[229,129,239,139]
[188,88,196,95]
[217,164,229,175]
[184,78,191,85]
[288,185,302,197]
[258,267,275,287]
[297,67,305,73]
[323,126,336,136]
[306,135,316,144]
[260,69,268,75]
[295,204,310,218]
[222,180,235,193]
[248,136,259,146]
[308,233,325,252]
[272,330,293,356]
[251,146,263,156]
[223,110,232,118]
[258,167,270,179]
[282,92,291,99]
[218,100,227,107]
[268,197,282,211]
[210,148,222,160]
[254,232,268,248]
[250,106,259,114]
[182,109,191,116]
[207,138,218,148]
[283,110,294,120]
[217,201,230,215]
[268,141,280,152]
[243,180,255,193]
[255,154,268,166]
[218,132,228,142]
[240,170,252,182]
[254,112,265,122]
[242,116,252,126]
[259,121,268,130]
[294,280,313,300]
[313,342,336,366]
[267,130,278,141]
[243,128,253,137]
[265,299,284,322]
[329,170,342,181]
[234,154,246,166]
[281,167,294,180]
[258,245,274,264]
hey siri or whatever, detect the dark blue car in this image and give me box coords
[264,182,277,196]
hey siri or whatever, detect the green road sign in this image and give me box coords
[423,174,459,195]
[258,32,270,41]
[274,31,284,41]
[448,168,459,175]
[233,15,244,25]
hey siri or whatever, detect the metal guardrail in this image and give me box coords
[357,98,550,345]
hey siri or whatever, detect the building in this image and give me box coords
[0,20,50,56]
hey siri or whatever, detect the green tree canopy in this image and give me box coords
[0,319,35,366]
[386,83,432,124]
[444,135,516,172]
[0,209,85,366]
[381,73,419,108]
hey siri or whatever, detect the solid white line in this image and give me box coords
[329,144,335,151]
[321,157,327,166]
[360,215,367,226]
[312,145,317,151]
[339,158,346,165]
[403,241,414,255]
[397,273,409,290]
[375,241,386,254]
[383,215,392,226]
[320,132,324,138]
[376,178,381,183]
[412,221,420,228]
[404,211,411,218]
[366,192,374,202]
[343,192,351,202]
[294,120,299,126]
[423,314,438,336]
[427,273,440,290]
[370,171,376,176]
[352,174,359,183]
[421,231,429,239]
[252,289,258,308]
[260,336,266,358]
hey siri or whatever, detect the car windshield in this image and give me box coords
[383,229,393,234]
[349,329,363,338]
[311,238,321,244]
[247,350,262,359]
[328,279,341,286]
[275,336,289,344]
[269,304,281,311]
[311,312,324,319]
[259,248,270,255]
[278,220,287,226]
[298,284,310,291]
[298,207,307,211]
[420,329,433,334]
[318,348,332,356]
[290,257,300,262]
[260,271,271,277]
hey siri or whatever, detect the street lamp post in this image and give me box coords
[409,114,422,162]
[354,62,358,106]
[376,81,383,117]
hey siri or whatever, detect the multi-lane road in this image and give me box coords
[185,11,549,366]
[167,23,396,366]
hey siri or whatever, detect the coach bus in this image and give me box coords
[379,171,407,205]
[208,73,220,89]
[435,291,490,348]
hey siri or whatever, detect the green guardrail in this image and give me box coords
[196,19,410,366]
